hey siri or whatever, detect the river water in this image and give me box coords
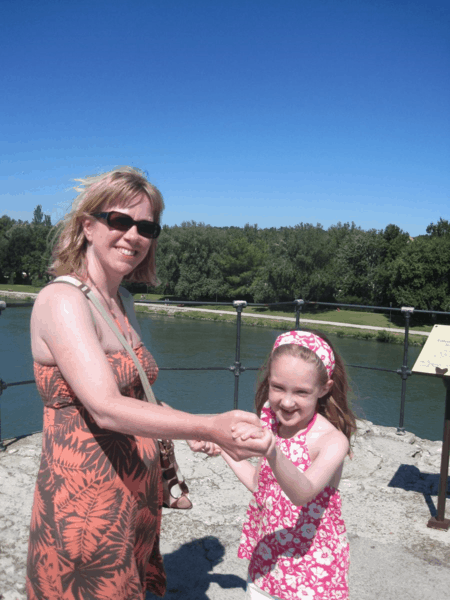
[0,307,446,441]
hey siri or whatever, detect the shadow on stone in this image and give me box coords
[146,536,246,600]
[388,464,450,517]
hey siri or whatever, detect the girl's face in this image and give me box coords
[83,194,154,280]
[268,354,333,438]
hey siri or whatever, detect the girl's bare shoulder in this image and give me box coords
[307,414,349,458]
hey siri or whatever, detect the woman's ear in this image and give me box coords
[81,215,95,243]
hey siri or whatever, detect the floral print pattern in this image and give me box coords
[238,403,349,600]
[27,343,166,600]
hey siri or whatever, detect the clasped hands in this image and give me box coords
[188,410,276,461]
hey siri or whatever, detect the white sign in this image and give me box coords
[412,325,450,377]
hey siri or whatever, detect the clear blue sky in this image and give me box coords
[1,0,448,236]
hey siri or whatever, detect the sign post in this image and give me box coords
[412,324,450,530]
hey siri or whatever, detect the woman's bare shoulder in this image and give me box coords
[31,282,98,364]
[33,282,89,315]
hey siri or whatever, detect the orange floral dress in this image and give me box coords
[26,343,166,600]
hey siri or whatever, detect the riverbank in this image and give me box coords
[0,290,429,346]
[0,420,449,600]
[134,302,428,346]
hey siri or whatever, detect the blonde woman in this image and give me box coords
[27,167,270,600]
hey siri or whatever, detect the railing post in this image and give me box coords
[231,300,247,410]
[0,379,6,452]
[0,301,6,451]
[294,299,304,330]
[427,376,450,530]
[397,306,414,434]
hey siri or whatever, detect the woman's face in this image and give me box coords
[83,194,154,280]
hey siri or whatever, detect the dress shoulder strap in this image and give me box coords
[304,413,318,435]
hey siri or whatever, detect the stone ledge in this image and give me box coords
[1,422,449,600]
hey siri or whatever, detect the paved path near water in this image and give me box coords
[0,291,429,337]
[136,303,430,336]
[0,420,449,599]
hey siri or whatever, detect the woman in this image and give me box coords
[27,167,270,600]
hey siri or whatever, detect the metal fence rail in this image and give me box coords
[1,296,448,451]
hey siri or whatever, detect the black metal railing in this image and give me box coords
[0,295,445,451]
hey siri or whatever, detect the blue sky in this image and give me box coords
[1,0,448,236]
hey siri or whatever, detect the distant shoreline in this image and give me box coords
[134,302,428,345]
[0,290,428,345]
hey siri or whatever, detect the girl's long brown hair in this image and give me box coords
[255,329,357,450]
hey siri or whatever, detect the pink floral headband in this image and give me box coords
[273,330,335,377]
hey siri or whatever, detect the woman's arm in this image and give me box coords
[266,431,349,506]
[31,284,270,461]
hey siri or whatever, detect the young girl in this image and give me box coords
[192,329,356,600]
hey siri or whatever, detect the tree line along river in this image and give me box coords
[0,306,446,442]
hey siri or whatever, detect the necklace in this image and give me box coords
[88,275,133,346]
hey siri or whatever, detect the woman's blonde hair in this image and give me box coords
[255,329,357,451]
[49,167,164,284]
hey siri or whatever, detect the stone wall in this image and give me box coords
[0,420,449,599]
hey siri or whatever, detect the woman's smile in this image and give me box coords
[115,246,138,257]
[84,194,153,280]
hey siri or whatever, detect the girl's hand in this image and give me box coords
[187,439,221,456]
[231,422,265,441]
[210,410,272,460]
[187,439,204,453]
[265,432,277,461]
[231,422,277,460]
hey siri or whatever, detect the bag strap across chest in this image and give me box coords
[51,275,158,405]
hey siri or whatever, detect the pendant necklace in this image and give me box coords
[88,276,133,346]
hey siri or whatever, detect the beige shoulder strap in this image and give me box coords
[51,276,158,405]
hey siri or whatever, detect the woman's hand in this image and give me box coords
[209,411,272,461]
[231,421,277,460]
[231,422,265,441]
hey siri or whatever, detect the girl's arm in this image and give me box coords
[188,438,265,492]
[266,431,349,506]
[31,285,270,461]
[220,450,263,493]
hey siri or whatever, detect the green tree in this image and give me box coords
[334,228,385,304]
[219,225,266,300]
[426,218,450,237]
[32,205,44,225]
[0,206,53,285]
[377,224,410,305]
[387,235,450,310]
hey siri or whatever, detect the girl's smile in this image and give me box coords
[268,354,332,438]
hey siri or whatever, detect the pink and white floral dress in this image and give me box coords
[238,403,349,600]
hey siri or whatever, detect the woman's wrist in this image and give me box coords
[194,414,216,442]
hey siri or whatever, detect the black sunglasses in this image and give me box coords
[92,211,161,239]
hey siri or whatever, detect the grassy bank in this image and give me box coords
[0,285,429,346]
[134,304,427,346]
[0,283,43,294]
[132,293,433,332]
